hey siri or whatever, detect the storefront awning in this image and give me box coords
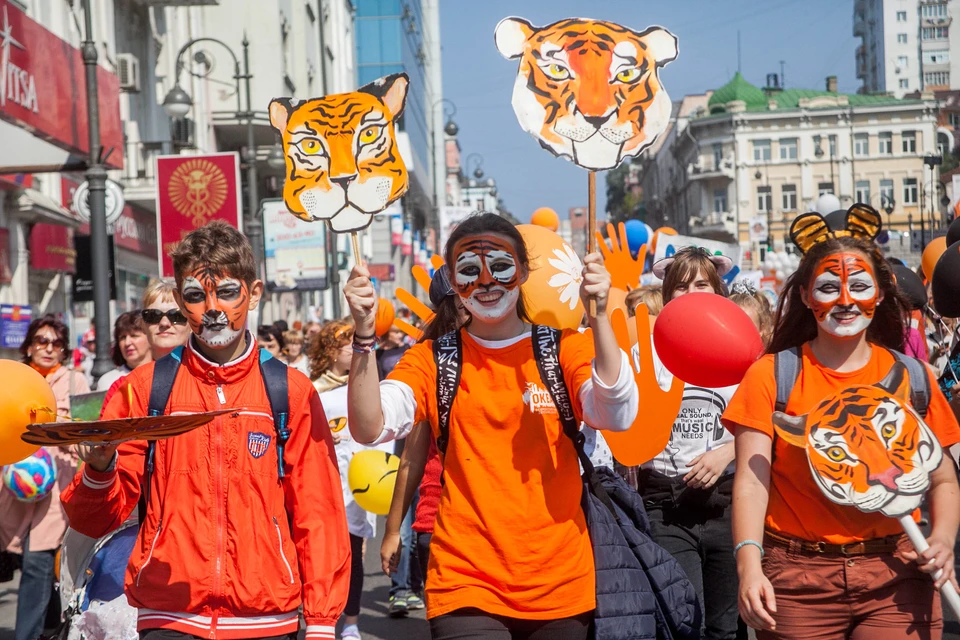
[17,188,79,227]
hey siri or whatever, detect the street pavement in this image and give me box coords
[2,527,959,640]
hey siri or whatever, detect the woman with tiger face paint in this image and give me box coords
[344,213,638,639]
[723,235,960,639]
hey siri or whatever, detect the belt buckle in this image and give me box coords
[840,542,865,556]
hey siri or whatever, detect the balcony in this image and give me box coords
[120,141,168,209]
[856,45,867,79]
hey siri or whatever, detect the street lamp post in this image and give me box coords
[81,0,112,382]
[161,36,261,273]
[815,137,836,195]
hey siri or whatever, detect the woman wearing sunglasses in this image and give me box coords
[0,314,90,640]
[95,311,153,391]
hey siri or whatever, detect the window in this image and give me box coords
[855,181,870,204]
[922,27,949,40]
[782,184,797,212]
[924,71,950,86]
[878,132,893,154]
[713,143,723,170]
[757,186,772,213]
[854,133,869,156]
[779,138,798,160]
[921,3,948,18]
[818,182,835,196]
[897,55,909,68]
[951,113,960,128]
[713,188,728,213]
[923,50,950,65]
[829,135,837,156]
[880,179,895,208]
[897,10,907,21]
[903,177,918,205]
[902,131,917,153]
[753,139,771,162]
[899,78,910,89]
[898,33,909,44]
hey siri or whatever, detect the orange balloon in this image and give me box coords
[0,361,57,465]
[530,207,560,232]
[649,226,678,256]
[921,236,948,280]
[375,298,396,338]
[517,224,584,329]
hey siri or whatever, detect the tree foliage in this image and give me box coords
[605,162,644,225]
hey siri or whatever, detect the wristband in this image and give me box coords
[734,539,765,559]
[353,331,376,341]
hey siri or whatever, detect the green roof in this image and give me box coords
[708,72,767,113]
[707,74,919,114]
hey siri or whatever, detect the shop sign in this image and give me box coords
[29,222,76,272]
[156,153,242,277]
[261,198,327,291]
[367,263,396,282]
[0,1,123,168]
[73,234,116,302]
[0,303,31,348]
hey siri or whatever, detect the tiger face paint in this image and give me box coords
[808,252,879,338]
[452,235,521,322]
[179,268,251,348]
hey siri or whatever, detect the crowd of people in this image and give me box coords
[0,207,957,640]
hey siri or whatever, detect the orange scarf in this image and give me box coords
[29,362,61,378]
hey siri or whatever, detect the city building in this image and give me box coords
[855,0,960,97]
[636,73,940,257]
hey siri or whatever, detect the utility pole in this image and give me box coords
[82,0,111,382]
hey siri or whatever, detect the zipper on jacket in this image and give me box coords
[136,519,162,587]
[210,411,225,637]
[273,517,295,584]
[216,385,226,405]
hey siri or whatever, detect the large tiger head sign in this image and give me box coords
[772,362,942,519]
[268,73,410,233]
[495,17,678,171]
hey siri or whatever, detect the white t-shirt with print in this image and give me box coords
[633,340,738,479]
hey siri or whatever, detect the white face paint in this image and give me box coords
[810,266,878,338]
[453,244,520,323]
[180,276,246,349]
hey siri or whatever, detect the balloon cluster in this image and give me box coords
[762,251,800,282]
[931,217,960,318]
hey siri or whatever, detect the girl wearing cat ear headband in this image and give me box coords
[723,204,960,638]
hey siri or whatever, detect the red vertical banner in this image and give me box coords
[155,153,243,278]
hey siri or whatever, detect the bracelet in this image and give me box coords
[353,331,376,341]
[734,539,765,559]
[352,341,377,354]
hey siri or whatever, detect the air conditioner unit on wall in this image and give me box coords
[117,53,141,93]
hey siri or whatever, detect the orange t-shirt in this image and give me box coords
[722,343,960,544]
[387,329,596,620]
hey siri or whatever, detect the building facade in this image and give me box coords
[638,73,940,257]
[855,0,960,97]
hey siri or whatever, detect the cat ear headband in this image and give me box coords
[652,246,734,279]
[789,203,882,254]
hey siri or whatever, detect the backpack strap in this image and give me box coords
[888,349,931,419]
[259,351,291,480]
[432,330,462,456]
[774,347,802,413]
[139,347,184,527]
[529,325,618,520]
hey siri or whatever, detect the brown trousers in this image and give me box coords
[757,536,943,640]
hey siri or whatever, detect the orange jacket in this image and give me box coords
[61,339,350,640]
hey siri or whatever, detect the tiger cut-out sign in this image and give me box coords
[772,362,942,519]
[495,17,678,171]
[268,73,410,233]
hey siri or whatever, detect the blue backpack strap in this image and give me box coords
[432,330,462,455]
[888,349,931,419]
[259,350,291,480]
[774,347,802,413]
[140,347,184,527]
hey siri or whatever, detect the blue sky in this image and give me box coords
[439,0,858,223]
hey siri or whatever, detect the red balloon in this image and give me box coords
[653,293,764,388]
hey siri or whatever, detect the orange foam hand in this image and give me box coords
[603,305,684,466]
[393,255,445,341]
[597,222,647,291]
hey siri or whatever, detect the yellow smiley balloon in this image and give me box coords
[347,450,400,515]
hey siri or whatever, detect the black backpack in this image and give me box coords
[137,347,292,524]
[432,326,701,639]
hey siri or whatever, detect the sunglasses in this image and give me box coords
[141,308,187,325]
[33,336,65,349]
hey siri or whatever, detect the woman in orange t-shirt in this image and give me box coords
[344,213,638,640]
[724,231,960,639]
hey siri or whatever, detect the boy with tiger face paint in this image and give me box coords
[451,235,525,322]
[177,267,256,351]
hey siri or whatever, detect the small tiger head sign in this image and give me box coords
[772,362,942,519]
[268,73,410,233]
[495,17,678,171]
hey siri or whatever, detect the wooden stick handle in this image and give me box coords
[900,515,960,617]
[588,171,597,317]
[350,232,363,267]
